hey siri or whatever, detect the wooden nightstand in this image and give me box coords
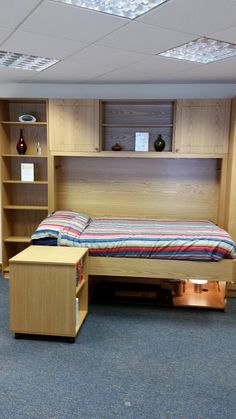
[9,245,88,342]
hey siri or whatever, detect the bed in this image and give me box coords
[31,210,236,286]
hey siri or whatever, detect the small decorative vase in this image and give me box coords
[36,142,42,155]
[112,143,122,151]
[154,134,165,152]
[16,129,27,155]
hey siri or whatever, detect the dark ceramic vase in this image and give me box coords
[154,134,165,152]
[112,143,122,151]
[16,129,27,155]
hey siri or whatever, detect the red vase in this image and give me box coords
[16,129,27,155]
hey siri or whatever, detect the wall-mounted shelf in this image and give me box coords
[101,100,175,152]
[51,150,227,159]
[2,154,47,158]
[1,121,47,126]
[3,205,48,210]
[3,180,48,185]
[4,236,31,243]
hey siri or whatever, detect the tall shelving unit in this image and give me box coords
[0,99,49,277]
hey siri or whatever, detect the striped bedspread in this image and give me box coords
[57,217,236,261]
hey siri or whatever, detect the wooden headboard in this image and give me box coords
[53,156,221,223]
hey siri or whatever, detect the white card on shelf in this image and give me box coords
[135,132,149,151]
[21,163,34,182]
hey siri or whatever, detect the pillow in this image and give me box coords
[31,211,91,241]
[62,213,91,235]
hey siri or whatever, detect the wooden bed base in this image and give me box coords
[88,257,236,283]
[88,257,236,309]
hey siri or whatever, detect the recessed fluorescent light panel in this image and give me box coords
[0,51,59,71]
[53,0,169,19]
[159,37,236,64]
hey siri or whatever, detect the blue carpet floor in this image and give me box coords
[1,278,236,419]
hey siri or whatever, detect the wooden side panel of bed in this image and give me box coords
[88,257,236,283]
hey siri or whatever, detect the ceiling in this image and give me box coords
[0,0,236,85]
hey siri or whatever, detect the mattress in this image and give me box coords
[31,211,236,261]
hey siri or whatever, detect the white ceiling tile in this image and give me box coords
[92,55,201,83]
[28,60,113,83]
[0,66,34,82]
[210,25,236,44]
[138,0,236,36]
[0,27,12,44]
[92,70,152,83]
[122,55,201,77]
[67,45,148,69]
[98,21,195,54]
[20,1,128,43]
[0,0,42,29]
[1,30,87,59]
[161,57,236,83]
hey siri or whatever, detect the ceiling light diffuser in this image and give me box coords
[53,0,169,19]
[159,37,236,64]
[0,51,59,71]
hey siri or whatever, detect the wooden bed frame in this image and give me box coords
[87,257,236,309]
[51,156,236,306]
[88,256,236,284]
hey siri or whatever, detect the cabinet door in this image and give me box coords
[49,99,100,153]
[174,99,231,154]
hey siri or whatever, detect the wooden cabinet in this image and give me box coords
[0,99,49,277]
[101,100,175,153]
[48,99,100,153]
[47,98,231,157]
[174,99,231,154]
[9,246,88,341]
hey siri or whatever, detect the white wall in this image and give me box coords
[1,83,236,99]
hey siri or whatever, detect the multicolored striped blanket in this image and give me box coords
[31,212,236,261]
